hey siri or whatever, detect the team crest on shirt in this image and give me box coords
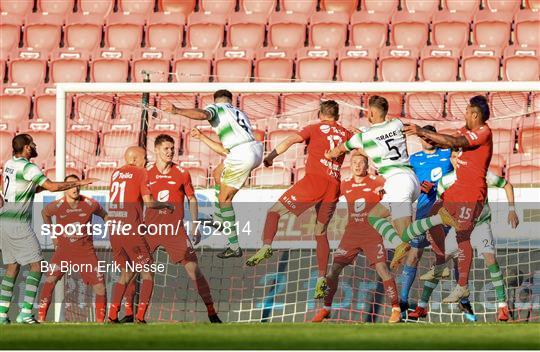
[157,190,170,202]
[320,125,331,134]
[354,198,366,213]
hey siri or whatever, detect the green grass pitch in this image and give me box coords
[2,323,539,350]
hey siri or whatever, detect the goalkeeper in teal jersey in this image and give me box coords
[325,96,460,267]
[409,151,519,322]
[168,90,263,258]
[0,134,97,324]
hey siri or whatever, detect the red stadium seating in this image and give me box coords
[296,48,336,82]
[44,167,83,181]
[519,115,540,154]
[503,45,540,81]
[23,130,54,167]
[173,48,213,82]
[158,0,196,15]
[214,48,253,82]
[79,0,114,17]
[132,48,172,82]
[254,48,294,82]
[200,0,236,14]
[37,0,75,15]
[0,60,5,82]
[268,12,309,49]
[485,0,521,12]
[183,165,208,188]
[0,15,22,58]
[66,129,99,161]
[114,94,156,131]
[65,13,105,52]
[0,131,14,162]
[105,13,145,51]
[146,13,185,51]
[0,93,31,132]
[101,131,139,158]
[9,50,47,85]
[507,165,540,185]
[378,47,419,82]
[419,46,460,81]
[405,93,445,120]
[186,12,227,50]
[391,11,430,49]
[33,88,62,131]
[281,94,321,128]
[490,91,529,119]
[49,50,89,83]
[349,11,388,49]
[118,0,155,14]
[323,93,362,125]
[91,49,130,82]
[321,0,358,12]
[402,0,439,19]
[442,0,480,14]
[252,165,292,186]
[489,153,506,175]
[239,93,280,130]
[432,11,471,49]
[487,119,516,155]
[527,0,540,9]
[240,0,276,14]
[228,12,267,49]
[515,10,540,47]
[184,127,222,166]
[309,11,349,50]
[267,129,305,167]
[281,0,317,15]
[473,10,513,47]
[0,0,33,15]
[337,47,377,82]
[364,93,403,117]
[24,13,63,52]
[86,165,117,187]
[73,94,114,131]
[361,0,398,21]
[155,93,197,131]
[461,46,501,81]
[447,92,485,119]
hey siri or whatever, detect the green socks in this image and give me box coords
[368,216,400,245]
[20,271,42,316]
[221,206,239,250]
[488,263,507,303]
[0,276,15,319]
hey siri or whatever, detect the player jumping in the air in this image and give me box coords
[403,95,494,302]
[38,175,108,323]
[325,96,459,270]
[311,152,402,323]
[398,125,453,315]
[0,134,97,324]
[107,146,173,324]
[246,100,353,299]
[167,89,263,258]
[120,135,222,323]
[409,152,518,321]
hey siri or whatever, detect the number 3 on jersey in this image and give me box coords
[110,181,126,208]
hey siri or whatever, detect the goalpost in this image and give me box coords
[49,81,539,323]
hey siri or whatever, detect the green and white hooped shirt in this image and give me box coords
[205,103,255,150]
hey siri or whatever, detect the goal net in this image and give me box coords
[30,81,540,323]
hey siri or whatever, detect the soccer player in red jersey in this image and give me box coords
[107,146,173,324]
[38,174,108,323]
[312,153,401,323]
[246,100,353,298]
[403,95,493,303]
[121,135,221,323]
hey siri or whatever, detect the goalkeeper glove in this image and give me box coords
[420,180,435,194]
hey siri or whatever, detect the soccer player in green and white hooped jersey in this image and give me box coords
[0,134,97,324]
[409,151,519,322]
[325,96,460,272]
[168,90,264,259]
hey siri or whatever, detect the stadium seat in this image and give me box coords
[146,129,181,161]
[73,94,114,131]
[9,50,47,85]
[49,50,89,83]
[0,60,5,82]
[252,165,292,186]
[155,93,197,131]
[0,131,15,162]
[489,153,506,175]
[0,93,31,132]
[361,0,398,21]
[86,165,117,187]
[79,0,114,17]
[173,48,213,82]
[323,93,362,125]
[0,15,22,58]
[533,93,540,112]
[32,86,72,131]
[364,93,403,117]
[402,0,439,19]
[281,94,322,129]
[503,45,540,81]
[132,48,172,82]
[186,12,227,51]
[281,0,317,15]
[240,0,276,15]
[519,115,540,154]
[24,13,63,52]
[321,0,358,12]
[461,46,501,81]
[23,130,54,167]
[487,118,516,155]
[419,46,460,81]
[515,10,540,47]
[431,11,471,49]
[507,165,540,185]
[349,11,388,48]
[177,163,208,188]
[391,11,430,49]
[442,0,480,14]
[184,127,222,166]
[105,13,146,51]
[118,0,155,13]
[214,48,254,82]
[296,47,336,82]
[200,0,236,14]
[159,0,196,15]
[267,129,306,163]
[66,129,99,161]
[508,152,540,168]
[37,0,75,15]
[447,92,485,119]
[473,10,513,47]
[378,47,419,82]
[239,93,280,131]
[101,131,139,158]
[0,0,33,16]
[405,93,445,120]
[65,13,105,52]
[337,47,377,82]
[527,0,540,9]
[254,48,294,82]
[490,91,529,119]
[146,13,185,51]
[309,12,349,50]
[114,94,155,131]
[268,12,309,49]
[91,49,130,82]
[485,0,521,12]
[45,167,83,181]
[228,12,267,49]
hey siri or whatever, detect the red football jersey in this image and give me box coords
[341,175,385,231]
[454,125,493,194]
[297,121,352,183]
[145,163,194,225]
[43,195,102,245]
[108,164,151,231]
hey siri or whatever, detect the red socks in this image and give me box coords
[195,275,213,306]
[108,283,127,321]
[38,281,56,321]
[457,238,473,286]
[95,294,107,323]
[315,235,330,277]
[263,211,280,245]
[383,279,399,308]
[324,276,338,308]
[124,279,137,316]
[135,279,154,321]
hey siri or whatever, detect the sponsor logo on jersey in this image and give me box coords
[320,125,331,134]
[167,181,176,185]
[354,198,366,213]
[431,167,443,181]
[156,174,171,179]
[158,190,170,202]
[114,171,133,180]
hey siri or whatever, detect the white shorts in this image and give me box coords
[380,171,421,219]
[446,222,495,258]
[222,141,263,189]
[1,220,43,265]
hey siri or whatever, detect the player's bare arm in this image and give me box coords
[404,124,469,149]
[503,181,519,228]
[40,178,99,193]
[169,105,211,120]
[264,134,304,167]
[142,194,174,211]
[191,128,229,157]
[187,195,201,244]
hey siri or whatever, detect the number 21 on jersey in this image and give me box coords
[110,181,126,208]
